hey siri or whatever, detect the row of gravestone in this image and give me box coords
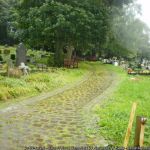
[0,43,26,65]
[0,49,11,55]
[16,43,54,67]
[0,43,51,66]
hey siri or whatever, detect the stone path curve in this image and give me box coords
[0,66,119,150]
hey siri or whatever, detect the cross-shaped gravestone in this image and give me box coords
[16,43,27,67]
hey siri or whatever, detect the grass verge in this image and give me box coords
[0,62,90,108]
[94,65,150,146]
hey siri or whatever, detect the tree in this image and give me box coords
[104,2,150,59]
[17,0,111,66]
[0,0,18,44]
[12,0,149,66]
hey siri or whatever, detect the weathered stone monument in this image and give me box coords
[16,43,27,67]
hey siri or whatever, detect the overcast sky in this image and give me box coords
[137,0,150,27]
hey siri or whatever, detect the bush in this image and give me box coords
[1,78,26,88]
[10,54,16,60]
[35,57,48,65]
[3,49,10,55]
[32,82,48,92]
[0,77,37,100]
[0,55,3,61]
[0,75,4,80]
[30,54,34,57]
[25,73,52,82]
[8,87,33,98]
[0,86,12,101]
[47,54,54,67]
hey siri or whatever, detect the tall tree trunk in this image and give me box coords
[54,40,64,67]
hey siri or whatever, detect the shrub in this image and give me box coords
[35,57,48,65]
[30,54,34,57]
[32,82,48,92]
[0,55,3,61]
[3,49,10,55]
[1,78,26,88]
[0,75,4,80]
[8,87,33,98]
[47,54,54,67]
[0,86,12,101]
[25,73,52,82]
[10,54,16,60]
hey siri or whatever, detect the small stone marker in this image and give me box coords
[7,59,14,77]
[16,43,27,67]
[114,61,118,66]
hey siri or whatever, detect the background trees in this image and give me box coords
[0,0,18,44]
[106,3,150,60]
[0,0,149,66]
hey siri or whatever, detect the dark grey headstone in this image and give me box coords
[16,43,27,66]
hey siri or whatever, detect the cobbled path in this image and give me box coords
[0,66,118,150]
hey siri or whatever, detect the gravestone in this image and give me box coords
[8,59,14,68]
[16,43,27,66]
[114,61,119,66]
[7,59,14,77]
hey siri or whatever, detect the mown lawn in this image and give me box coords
[95,65,150,146]
[0,62,90,108]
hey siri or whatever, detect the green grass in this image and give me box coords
[0,62,90,108]
[0,45,16,51]
[94,65,150,146]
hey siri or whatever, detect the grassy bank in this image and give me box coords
[94,65,150,146]
[0,62,90,108]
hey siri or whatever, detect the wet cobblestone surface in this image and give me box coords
[0,67,115,149]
